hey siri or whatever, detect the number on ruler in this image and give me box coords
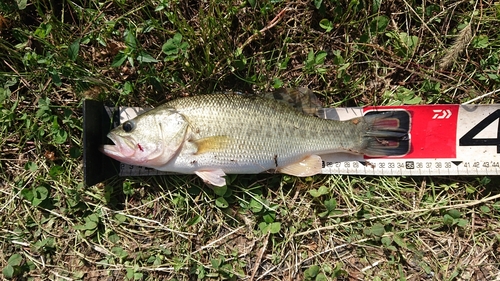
[459,109,500,153]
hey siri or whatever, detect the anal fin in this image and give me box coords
[278,155,322,177]
[195,169,227,186]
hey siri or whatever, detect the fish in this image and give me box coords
[101,89,410,186]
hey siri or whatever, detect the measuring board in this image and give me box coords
[114,104,499,176]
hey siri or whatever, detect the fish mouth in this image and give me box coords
[100,133,136,160]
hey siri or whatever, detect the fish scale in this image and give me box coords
[165,95,359,169]
[102,93,409,186]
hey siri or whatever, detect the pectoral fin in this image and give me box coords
[195,169,227,186]
[192,136,230,155]
[278,155,322,177]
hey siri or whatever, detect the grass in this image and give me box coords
[1,0,500,280]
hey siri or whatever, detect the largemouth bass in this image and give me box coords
[101,90,409,186]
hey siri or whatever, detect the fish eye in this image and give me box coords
[122,121,135,132]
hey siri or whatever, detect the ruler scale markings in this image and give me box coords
[109,104,500,176]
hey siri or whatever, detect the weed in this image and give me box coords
[1,0,500,280]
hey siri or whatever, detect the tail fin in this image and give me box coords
[361,110,410,156]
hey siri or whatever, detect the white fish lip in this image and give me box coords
[100,144,119,157]
[100,133,120,157]
[100,133,135,159]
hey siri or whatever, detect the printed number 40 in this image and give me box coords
[459,109,500,153]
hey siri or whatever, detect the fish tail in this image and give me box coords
[360,110,410,156]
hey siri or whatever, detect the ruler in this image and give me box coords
[111,104,499,177]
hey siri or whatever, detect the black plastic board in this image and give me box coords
[83,100,120,186]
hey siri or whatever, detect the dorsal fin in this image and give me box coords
[215,87,324,116]
[263,87,323,116]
